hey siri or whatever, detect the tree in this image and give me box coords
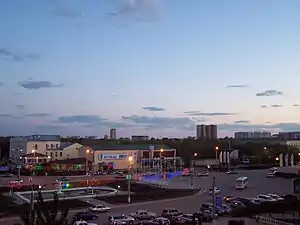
[20,191,69,225]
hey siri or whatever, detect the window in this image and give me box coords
[46,152,48,156]
[46,144,49,149]
[56,144,59,148]
[60,152,62,157]
[50,152,53,157]
[51,144,54,148]
[55,152,58,157]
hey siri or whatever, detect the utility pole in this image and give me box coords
[212,176,217,225]
[228,140,231,172]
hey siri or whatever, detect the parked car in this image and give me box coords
[107,215,135,225]
[149,217,170,225]
[226,170,238,174]
[201,203,224,215]
[267,172,276,178]
[208,187,220,195]
[230,200,245,209]
[223,196,235,203]
[282,194,298,201]
[0,173,13,177]
[73,221,97,225]
[56,177,69,182]
[72,212,98,222]
[256,194,276,202]
[89,204,111,213]
[178,214,198,224]
[161,208,182,217]
[197,172,210,177]
[266,194,283,201]
[193,211,214,222]
[129,210,156,220]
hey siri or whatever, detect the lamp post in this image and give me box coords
[160,149,164,174]
[215,147,219,166]
[128,156,133,203]
[85,149,92,175]
[190,153,197,188]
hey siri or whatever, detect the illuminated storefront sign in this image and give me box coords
[99,153,128,160]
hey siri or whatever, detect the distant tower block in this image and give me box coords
[110,128,116,140]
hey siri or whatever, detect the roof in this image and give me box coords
[23,152,47,157]
[50,158,90,164]
[89,144,174,151]
[26,135,60,142]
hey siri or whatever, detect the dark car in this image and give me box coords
[282,194,298,201]
[193,211,213,222]
[72,212,98,222]
[235,198,253,206]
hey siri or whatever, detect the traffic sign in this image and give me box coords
[16,165,21,169]
[215,196,222,209]
[126,174,132,180]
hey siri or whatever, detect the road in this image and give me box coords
[0,169,294,224]
[0,175,117,187]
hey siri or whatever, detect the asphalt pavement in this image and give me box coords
[0,169,294,225]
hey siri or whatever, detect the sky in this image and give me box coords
[1,0,300,138]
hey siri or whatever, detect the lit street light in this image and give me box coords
[85,149,93,175]
[128,155,133,203]
[215,146,219,166]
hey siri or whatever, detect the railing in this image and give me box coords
[256,215,294,225]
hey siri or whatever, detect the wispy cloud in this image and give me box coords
[15,104,25,110]
[0,48,39,62]
[18,80,64,90]
[226,84,248,88]
[142,106,166,111]
[26,113,52,117]
[109,0,161,22]
[52,6,83,20]
[256,90,283,97]
[234,120,250,124]
[261,105,268,108]
[270,104,282,108]
[293,104,300,107]
[184,111,236,116]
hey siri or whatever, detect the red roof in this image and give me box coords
[23,152,47,157]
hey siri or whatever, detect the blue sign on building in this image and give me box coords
[215,196,222,209]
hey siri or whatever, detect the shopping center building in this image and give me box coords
[79,144,178,171]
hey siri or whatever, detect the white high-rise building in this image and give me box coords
[110,128,117,140]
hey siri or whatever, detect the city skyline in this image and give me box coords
[1,0,300,138]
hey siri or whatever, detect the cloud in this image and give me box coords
[109,0,161,22]
[0,48,39,62]
[56,115,130,129]
[184,111,236,116]
[0,114,14,118]
[234,120,250,124]
[293,104,300,107]
[18,80,64,90]
[261,105,268,108]
[270,104,282,108]
[51,6,83,20]
[219,122,300,132]
[121,114,195,130]
[15,104,25,110]
[26,113,52,117]
[142,106,166,111]
[226,84,248,88]
[256,90,283,97]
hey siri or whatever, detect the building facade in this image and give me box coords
[131,135,149,141]
[278,132,300,140]
[78,145,177,170]
[196,124,217,139]
[109,129,117,140]
[9,135,82,163]
[234,132,272,139]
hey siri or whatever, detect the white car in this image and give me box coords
[208,187,220,195]
[73,221,97,225]
[256,194,276,202]
[267,172,275,178]
[197,172,210,177]
[269,167,278,172]
[90,204,111,213]
[267,194,283,201]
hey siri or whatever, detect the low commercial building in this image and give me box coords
[78,144,177,170]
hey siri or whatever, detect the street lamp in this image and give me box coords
[128,156,133,203]
[215,147,219,166]
[190,153,198,188]
[85,149,92,175]
[160,149,164,173]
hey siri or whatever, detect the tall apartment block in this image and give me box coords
[196,124,218,139]
[109,128,117,140]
